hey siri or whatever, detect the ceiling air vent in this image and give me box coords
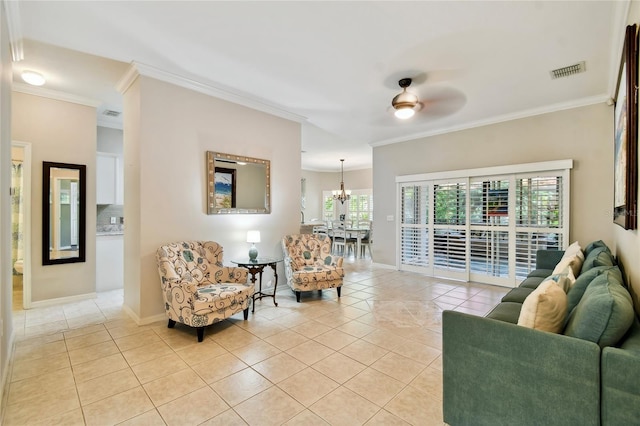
[550,61,586,79]
[102,109,121,117]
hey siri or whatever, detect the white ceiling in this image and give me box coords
[11,1,627,171]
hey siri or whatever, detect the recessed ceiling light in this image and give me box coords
[21,70,46,86]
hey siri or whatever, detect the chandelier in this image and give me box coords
[332,159,351,204]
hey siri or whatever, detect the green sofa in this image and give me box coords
[443,241,639,426]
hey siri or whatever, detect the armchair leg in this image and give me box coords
[168,319,176,328]
[337,287,341,298]
[243,307,249,320]
[296,291,301,303]
[196,327,204,342]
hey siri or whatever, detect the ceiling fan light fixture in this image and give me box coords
[394,106,415,119]
[21,70,46,86]
[391,78,418,120]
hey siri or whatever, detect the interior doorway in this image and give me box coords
[11,142,32,310]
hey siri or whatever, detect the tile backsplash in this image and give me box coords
[97,204,124,233]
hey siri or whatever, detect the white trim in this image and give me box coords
[371,95,608,147]
[371,262,396,270]
[13,83,101,108]
[396,160,573,183]
[116,62,308,123]
[0,330,15,424]
[30,292,97,309]
[122,304,166,326]
[11,141,31,309]
[2,0,23,62]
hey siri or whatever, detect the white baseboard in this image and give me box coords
[0,330,16,424]
[371,262,397,270]
[30,292,97,309]
[122,305,166,326]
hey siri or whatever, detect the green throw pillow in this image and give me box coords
[566,266,618,316]
[581,246,615,274]
[584,240,610,256]
[564,270,634,348]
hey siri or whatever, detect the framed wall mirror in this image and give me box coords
[206,152,270,214]
[42,161,86,265]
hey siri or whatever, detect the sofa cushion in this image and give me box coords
[486,302,522,324]
[564,270,634,348]
[548,268,576,292]
[527,268,555,279]
[566,266,618,315]
[564,241,582,257]
[520,276,546,289]
[552,253,583,278]
[291,264,345,284]
[502,287,535,304]
[518,279,567,333]
[581,246,615,274]
[618,316,640,353]
[584,239,609,256]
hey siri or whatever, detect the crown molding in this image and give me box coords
[13,82,101,108]
[116,61,307,123]
[97,117,123,130]
[3,0,23,61]
[370,94,610,148]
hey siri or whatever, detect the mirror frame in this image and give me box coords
[206,152,271,214]
[42,161,87,265]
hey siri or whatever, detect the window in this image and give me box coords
[322,189,373,222]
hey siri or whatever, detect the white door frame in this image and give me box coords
[12,141,31,309]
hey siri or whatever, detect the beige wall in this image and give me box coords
[614,5,640,314]
[302,168,372,221]
[122,75,301,322]
[12,92,97,301]
[373,103,613,267]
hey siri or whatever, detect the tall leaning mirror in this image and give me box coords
[42,161,86,265]
[206,152,271,214]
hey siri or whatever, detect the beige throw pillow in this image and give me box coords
[564,241,583,258]
[552,254,583,278]
[518,279,568,333]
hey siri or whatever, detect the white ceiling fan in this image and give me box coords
[389,75,466,122]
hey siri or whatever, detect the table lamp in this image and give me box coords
[247,230,261,262]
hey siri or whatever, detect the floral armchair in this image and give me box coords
[282,234,344,302]
[156,241,254,342]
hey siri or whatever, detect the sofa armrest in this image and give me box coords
[601,346,640,424]
[535,249,565,270]
[443,310,601,426]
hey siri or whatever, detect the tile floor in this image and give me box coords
[4,258,509,425]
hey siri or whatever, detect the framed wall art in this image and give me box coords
[613,24,638,230]
[214,167,236,209]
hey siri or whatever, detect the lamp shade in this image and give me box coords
[247,230,261,243]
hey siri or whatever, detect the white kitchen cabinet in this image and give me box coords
[97,152,123,204]
[96,234,123,291]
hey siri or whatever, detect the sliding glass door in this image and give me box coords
[398,165,569,287]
